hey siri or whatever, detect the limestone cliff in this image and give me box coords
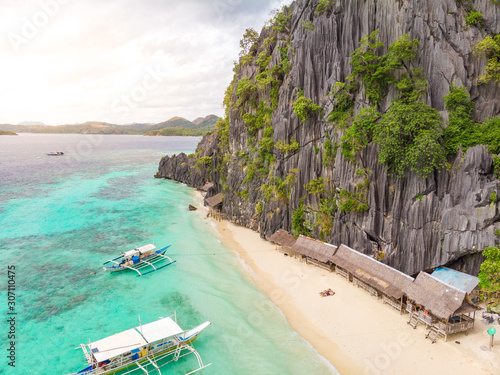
[157,0,500,276]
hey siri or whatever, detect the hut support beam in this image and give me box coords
[382,295,405,313]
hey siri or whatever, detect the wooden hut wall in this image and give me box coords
[305,257,333,271]
[206,193,224,208]
[382,295,405,313]
[206,193,224,221]
[403,272,471,321]
[353,277,379,297]
[269,230,297,256]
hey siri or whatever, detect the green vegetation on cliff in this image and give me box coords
[333,32,445,178]
[315,0,334,14]
[275,137,300,154]
[443,85,476,155]
[347,31,419,106]
[443,85,500,156]
[292,204,311,237]
[456,0,485,27]
[479,247,500,312]
[331,30,500,179]
[158,0,500,278]
[466,11,484,26]
[220,5,295,193]
[293,90,322,122]
[198,22,500,238]
[375,72,445,178]
[340,107,379,161]
[474,34,500,84]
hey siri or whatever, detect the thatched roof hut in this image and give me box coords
[330,244,414,300]
[205,193,223,208]
[269,230,297,250]
[404,272,479,320]
[201,182,214,192]
[291,235,337,263]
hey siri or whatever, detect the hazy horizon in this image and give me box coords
[8,114,219,127]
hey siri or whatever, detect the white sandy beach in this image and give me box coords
[195,192,499,375]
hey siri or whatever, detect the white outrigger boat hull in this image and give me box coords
[70,315,211,375]
[103,244,176,276]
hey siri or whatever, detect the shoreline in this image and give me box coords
[193,191,498,375]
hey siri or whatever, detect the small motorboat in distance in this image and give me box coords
[70,314,211,375]
[103,244,176,276]
[46,151,64,156]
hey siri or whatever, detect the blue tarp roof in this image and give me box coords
[431,267,479,293]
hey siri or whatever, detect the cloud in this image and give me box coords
[0,0,291,125]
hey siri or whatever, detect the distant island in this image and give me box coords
[143,115,219,136]
[0,115,219,136]
[0,130,17,135]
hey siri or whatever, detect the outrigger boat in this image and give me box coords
[70,314,211,375]
[46,151,64,156]
[103,244,175,276]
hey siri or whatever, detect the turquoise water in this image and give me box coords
[0,134,338,375]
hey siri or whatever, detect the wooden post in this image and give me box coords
[488,327,496,349]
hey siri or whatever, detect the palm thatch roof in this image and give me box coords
[291,235,337,263]
[201,182,214,192]
[330,244,414,300]
[404,272,480,320]
[205,193,223,207]
[269,230,297,249]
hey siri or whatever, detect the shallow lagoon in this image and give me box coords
[0,134,337,375]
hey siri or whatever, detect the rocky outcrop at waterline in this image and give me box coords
[156,0,500,276]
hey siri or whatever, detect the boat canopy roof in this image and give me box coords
[89,317,183,363]
[137,244,156,254]
[122,249,139,257]
[138,317,183,343]
[91,328,147,363]
[121,244,156,257]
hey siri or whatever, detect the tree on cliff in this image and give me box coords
[474,34,500,84]
[478,246,500,312]
[239,28,259,57]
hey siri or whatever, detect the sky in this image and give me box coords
[0,0,290,125]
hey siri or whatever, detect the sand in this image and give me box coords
[194,192,499,375]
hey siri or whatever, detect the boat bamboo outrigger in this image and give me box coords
[70,314,211,375]
[103,244,175,276]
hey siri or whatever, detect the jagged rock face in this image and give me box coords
[155,134,217,189]
[157,0,500,275]
[331,144,499,275]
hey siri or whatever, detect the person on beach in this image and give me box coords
[319,289,335,297]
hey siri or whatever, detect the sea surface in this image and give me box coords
[0,134,338,375]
